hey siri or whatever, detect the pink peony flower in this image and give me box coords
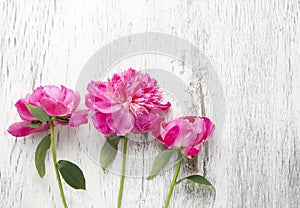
[8,85,88,137]
[156,116,215,157]
[85,68,171,136]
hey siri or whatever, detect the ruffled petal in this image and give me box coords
[87,81,111,101]
[85,94,97,110]
[27,87,45,106]
[92,112,112,135]
[184,145,201,157]
[40,97,69,116]
[155,101,171,111]
[108,108,134,136]
[62,86,80,112]
[7,121,49,137]
[15,99,36,121]
[201,117,215,142]
[174,119,194,147]
[134,108,166,134]
[163,125,180,148]
[93,100,121,114]
[69,110,89,127]
[134,113,151,133]
[43,85,63,101]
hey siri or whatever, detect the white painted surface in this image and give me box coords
[1,0,300,207]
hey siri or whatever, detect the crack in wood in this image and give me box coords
[199,80,208,177]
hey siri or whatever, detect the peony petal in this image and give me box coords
[134,113,151,133]
[85,90,121,114]
[163,125,180,148]
[174,119,195,147]
[7,121,49,137]
[156,101,171,111]
[93,100,121,114]
[62,86,80,112]
[27,87,45,106]
[194,117,215,145]
[108,108,134,136]
[92,112,112,135]
[69,110,89,127]
[134,108,166,134]
[15,99,36,121]
[43,85,63,102]
[40,97,69,116]
[87,81,111,101]
[201,117,215,142]
[184,145,201,157]
[85,94,97,110]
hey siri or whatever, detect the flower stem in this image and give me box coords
[164,159,182,208]
[50,118,68,208]
[117,135,128,208]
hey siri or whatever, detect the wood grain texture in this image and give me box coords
[1,0,300,207]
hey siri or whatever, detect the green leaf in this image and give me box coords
[26,104,50,122]
[35,135,51,178]
[100,136,123,171]
[176,175,215,191]
[147,149,179,180]
[57,160,86,190]
[27,121,42,128]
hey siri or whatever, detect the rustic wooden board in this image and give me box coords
[1,0,300,207]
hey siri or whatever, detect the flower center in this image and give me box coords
[122,101,131,110]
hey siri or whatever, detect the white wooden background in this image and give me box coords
[1,0,300,207]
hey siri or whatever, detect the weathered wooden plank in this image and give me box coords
[1,0,299,207]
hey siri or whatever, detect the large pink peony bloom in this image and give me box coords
[156,116,215,157]
[8,85,88,137]
[85,68,171,136]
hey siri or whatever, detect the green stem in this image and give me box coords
[117,135,128,208]
[164,159,182,208]
[50,118,68,208]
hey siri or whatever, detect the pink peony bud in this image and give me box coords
[156,116,215,157]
